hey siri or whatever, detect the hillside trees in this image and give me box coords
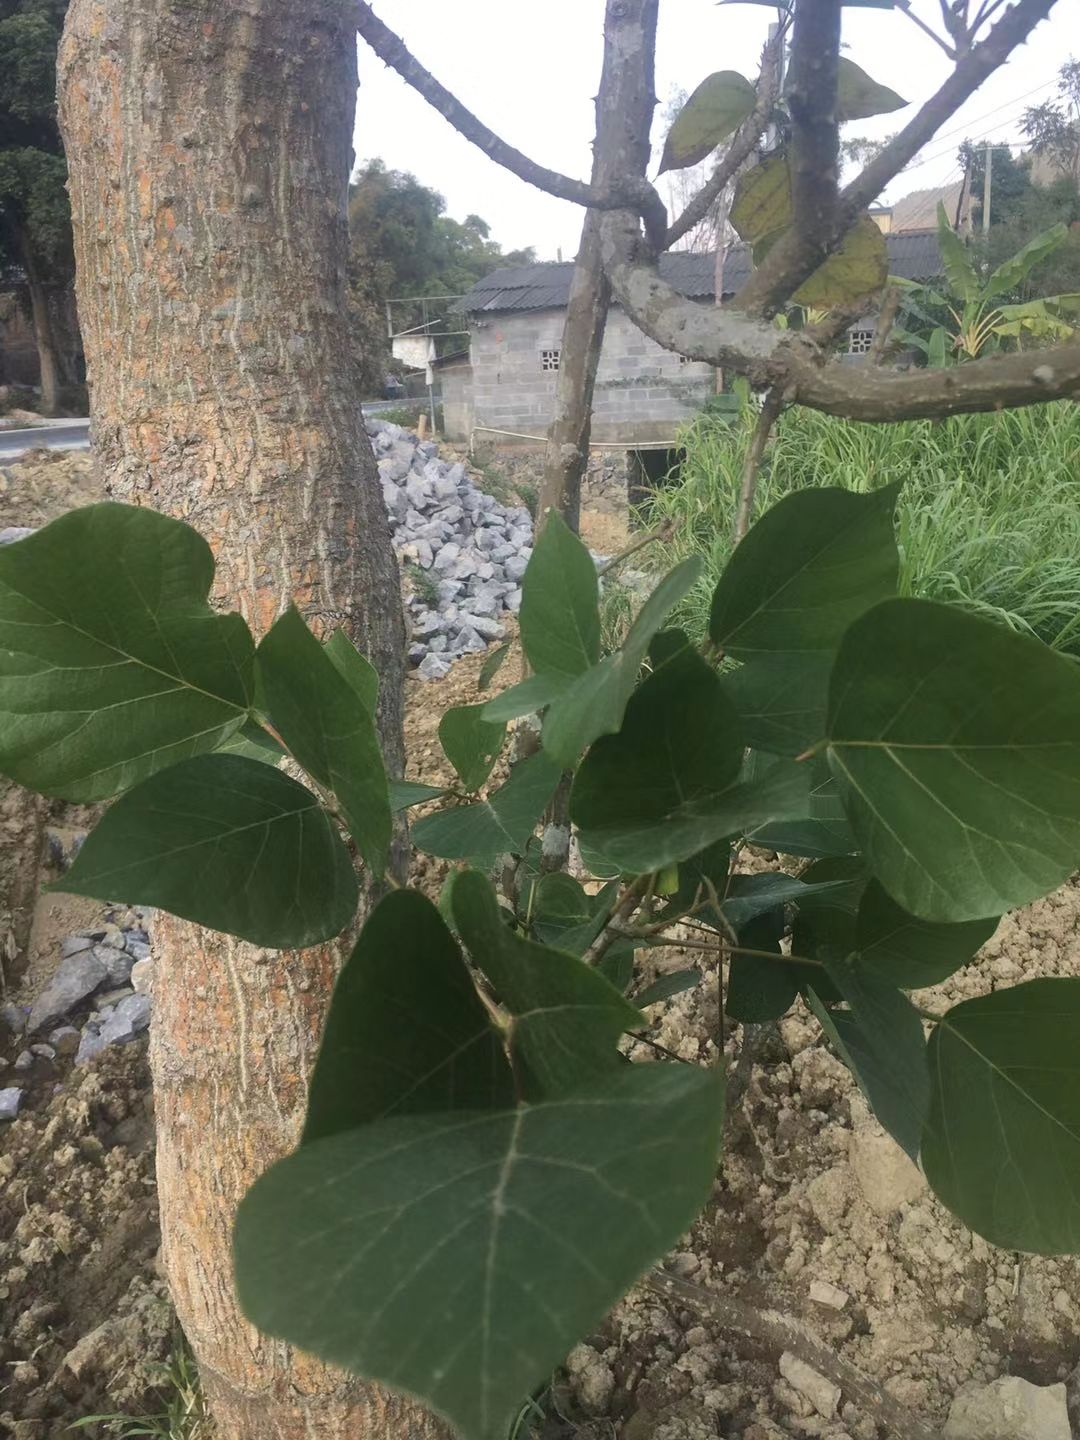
[0,0,77,413]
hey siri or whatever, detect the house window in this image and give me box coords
[540,348,561,372]
[679,353,691,365]
[848,328,875,354]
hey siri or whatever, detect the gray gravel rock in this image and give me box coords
[417,653,452,682]
[1,1003,26,1036]
[100,993,152,1045]
[49,1026,81,1056]
[60,935,93,958]
[130,958,155,996]
[27,951,109,1033]
[93,943,134,986]
[0,1086,24,1120]
[13,1049,33,1071]
[0,526,34,546]
[75,1028,106,1066]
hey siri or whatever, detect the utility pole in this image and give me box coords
[982,142,993,234]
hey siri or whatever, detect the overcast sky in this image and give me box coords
[353,1,1074,263]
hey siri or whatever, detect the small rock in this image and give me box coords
[1,1002,26,1035]
[504,554,529,583]
[130,958,155,996]
[93,943,134,985]
[417,654,451,681]
[779,1352,840,1419]
[27,951,109,1032]
[13,1049,33,1071]
[457,613,504,641]
[809,1279,849,1310]
[60,935,93,958]
[565,1343,615,1414]
[75,1027,107,1066]
[433,543,461,572]
[29,1043,56,1060]
[125,940,152,962]
[0,526,34,546]
[0,1086,24,1120]
[96,986,135,1008]
[49,1026,81,1057]
[849,1131,927,1215]
[944,1376,1070,1440]
[100,993,152,1046]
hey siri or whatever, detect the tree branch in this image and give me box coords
[734,388,785,543]
[645,1271,942,1440]
[665,26,785,250]
[732,0,1058,315]
[894,0,957,59]
[600,207,1080,421]
[868,285,902,365]
[355,1,668,246]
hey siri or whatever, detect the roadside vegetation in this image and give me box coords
[644,399,1080,655]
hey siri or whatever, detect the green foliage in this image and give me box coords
[648,401,1080,657]
[659,70,757,173]
[8,481,1080,1437]
[833,58,906,122]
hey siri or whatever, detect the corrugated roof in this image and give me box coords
[462,231,939,314]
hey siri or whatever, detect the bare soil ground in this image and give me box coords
[2,451,1078,1438]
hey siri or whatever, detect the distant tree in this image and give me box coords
[347,160,535,394]
[958,137,1032,229]
[0,0,76,413]
[1023,57,1080,184]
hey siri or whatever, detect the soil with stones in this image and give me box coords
[3,447,1080,1439]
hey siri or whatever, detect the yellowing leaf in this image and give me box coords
[731,152,791,244]
[660,71,757,173]
[794,214,887,306]
[835,57,907,122]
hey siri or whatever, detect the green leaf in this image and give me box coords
[636,969,700,1006]
[709,485,900,658]
[572,647,809,872]
[793,214,888,306]
[744,755,856,858]
[389,779,448,811]
[304,889,513,1144]
[478,641,511,692]
[822,956,928,1160]
[834,57,907,122]
[935,202,979,302]
[520,512,600,680]
[439,704,507,792]
[59,754,357,948]
[527,872,591,948]
[984,221,1067,300]
[481,673,571,724]
[723,870,858,930]
[854,880,998,988]
[659,71,757,173]
[235,1063,724,1440]
[922,979,1080,1253]
[827,598,1080,922]
[452,870,641,1098]
[323,630,379,715]
[727,910,799,1023]
[726,652,830,756]
[731,152,791,244]
[0,503,254,801]
[411,751,562,865]
[257,607,391,873]
[214,720,287,766]
[542,558,703,769]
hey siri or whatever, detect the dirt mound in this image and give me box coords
[0,1044,170,1437]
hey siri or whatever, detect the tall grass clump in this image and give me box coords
[645,399,1080,654]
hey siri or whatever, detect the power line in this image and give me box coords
[899,79,1058,177]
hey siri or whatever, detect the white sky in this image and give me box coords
[353,1,1075,262]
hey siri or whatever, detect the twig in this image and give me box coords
[598,519,676,577]
[645,1271,942,1440]
[895,0,957,58]
[355,2,668,245]
[734,388,785,543]
[583,875,648,968]
[628,1031,691,1063]
[869,285,903,365]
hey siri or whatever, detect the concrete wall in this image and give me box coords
[466,305,715,445]
[439,358,474,441]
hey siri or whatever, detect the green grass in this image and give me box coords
[69,1341,212,1439]
[643,400,1080,655]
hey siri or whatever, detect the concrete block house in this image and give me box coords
[439,231,942,448]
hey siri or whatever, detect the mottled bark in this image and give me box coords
[57,3,442,1437]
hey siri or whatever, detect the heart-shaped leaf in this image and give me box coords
[304,889,514,1144]
[452,869,641,1098]
[922,979,1080,1253]
[324,630,379,714]
[743,753,857,858]
[827,599,1080,921]
[726,653,832,756]
[0,503,254,801]
[794,214,888,306]
[659,71,758,173]
[411,751,562,864]
[257,607,391,872]
[731,152,791,244]
[854,880,998,988]
[541,558,703,769]
[236,1062,724,1440]
[59,753,357,948]
[439,704,507,792]
[834,57,907,121]
[520,512,600,680]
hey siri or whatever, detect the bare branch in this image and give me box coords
[894,0,956,59]
[733,0,1058,315]
[600,208,1080,422]
[354,1,668,245]
[734,389,785,543]
[665,27,785,250]
[868,286,903,365]
[645,1271,942,1440]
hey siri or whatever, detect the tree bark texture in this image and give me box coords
[58,4,443,1437]
[537,0,659,532]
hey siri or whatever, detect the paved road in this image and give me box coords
[0,419,91,460]
[0,403,414,462]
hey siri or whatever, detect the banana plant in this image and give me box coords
[892,202,1080,364]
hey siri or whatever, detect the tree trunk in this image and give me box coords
[20,243,63,417]
[57,4,444,1437]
